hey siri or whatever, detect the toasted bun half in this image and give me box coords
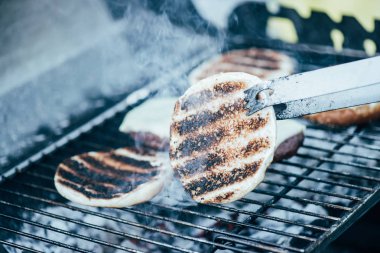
[189,48,295,86]
[170,72,276,204]
[55,147,171,207]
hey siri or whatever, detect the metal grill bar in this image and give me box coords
[214,236,295,253]
[29,161,341,220]
[150,203,328,232]
[279,161,380,183]
[122,207,308,252]
[28,164,349,219]
[236,199,338,221]
[4,173,309,252]
[306,125,380,142]
[24,169,348,220]
[0,226,93,253]
[27,160,342,220]
[305,134,380,152]
[261,180,361,201]
[252,189,351,211]
[213,126,361,251]
[0,200,192,253]
[266,168,373,191]
[0,188,257,253]
[33,153,360,210]
[8,177,318,243]
[295,153,380,172]
[300,144,380,162]
[3,162,339,253]
[0,239,44,253]
[38,135,366,208]
[305,183,380,252]
[0,212,142,253]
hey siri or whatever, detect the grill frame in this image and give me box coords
[0,40,380,253]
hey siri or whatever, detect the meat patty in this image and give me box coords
[189,48,294,85]
[170,72,276,203]
[55,147,171,207]
[305,103,380,127]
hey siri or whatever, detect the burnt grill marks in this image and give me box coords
[184,160,263,197]
[221,56,280,70]
[176,137,270,178]
[174,100,245,135]
[172,113,270,159]
[58,160,153,186]
[109,153,156,170]
[59,159,127,183]
[244,137,270,155]
[56,154,159,199]
[57,169,141,198]
[176,152,225,178]
[174,129,223,159]
[180,82,247,111]
[211,191,235,203]
[80,155,158,177]
[57,179,129,199]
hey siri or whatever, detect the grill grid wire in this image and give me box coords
[1,109,380,253]
[1,45,380,252]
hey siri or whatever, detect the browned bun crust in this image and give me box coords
[273,132,304,162]
[305,103,380,127]
[189,48,294,85]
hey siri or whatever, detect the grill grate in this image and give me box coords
[1,44,380,252]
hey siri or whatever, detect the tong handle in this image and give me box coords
[245,56,380,116]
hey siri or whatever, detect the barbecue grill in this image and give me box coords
[1,1,380,252]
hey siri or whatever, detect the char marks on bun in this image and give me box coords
[55,147,171,207]
[170,72,276,204]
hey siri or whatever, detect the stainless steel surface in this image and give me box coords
[245,56,380,118]
[274,83,380,119]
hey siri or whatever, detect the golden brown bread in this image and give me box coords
[170,72,276,204]
[55,147,170,207]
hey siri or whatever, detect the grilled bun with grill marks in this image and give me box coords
[189,48,294,86]
[55,147,171,207]
[170,72,276,203]
[305,103,380,126]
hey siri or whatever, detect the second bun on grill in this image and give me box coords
[305,104,380,127]
[189,48,295,85]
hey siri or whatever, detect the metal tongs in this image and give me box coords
[245,56,380,119]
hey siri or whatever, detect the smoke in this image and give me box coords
[0,0,221,167]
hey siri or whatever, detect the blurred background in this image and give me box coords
[0,1,379,252]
